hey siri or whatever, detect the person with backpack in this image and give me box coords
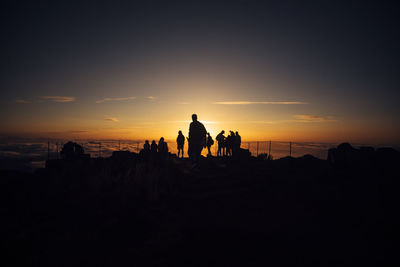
[206,132,214,156]
[188,114,207,168]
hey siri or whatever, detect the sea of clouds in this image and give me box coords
[2,139,394,172]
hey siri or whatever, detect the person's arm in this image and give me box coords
[202,124,207,145]
[189,123,193,141]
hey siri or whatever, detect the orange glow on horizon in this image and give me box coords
[3,116,399,145]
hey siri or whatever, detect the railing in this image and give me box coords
[41,140,334,160]
[2,139,396,172]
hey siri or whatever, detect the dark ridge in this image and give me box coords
[1,143,398,266]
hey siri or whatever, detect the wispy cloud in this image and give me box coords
[15,99,31,103]
[40,96,76,102]
[293,115,336,122]
[146,96,156,101]
[214,101,307,105]
[105,117,119,122]
[96,96,136,103]
[170,120,219,124]
[248,120,278,124]
[246,116,336,124]
[69,130,89,133]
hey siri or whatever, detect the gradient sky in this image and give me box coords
[1,1,399,143]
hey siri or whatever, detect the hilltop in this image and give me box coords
[1,144,399,266]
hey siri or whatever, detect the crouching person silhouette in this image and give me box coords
[188,114,207,169]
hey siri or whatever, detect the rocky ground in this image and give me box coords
[1,154,398,266]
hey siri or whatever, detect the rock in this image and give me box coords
[60,141,87,160]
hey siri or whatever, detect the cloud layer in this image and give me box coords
[96,97,136,103]
[40,96,76,102]
[293,115,336,122]
[214,101,307,105]
[170,120,219,124]
[104,117,119,122]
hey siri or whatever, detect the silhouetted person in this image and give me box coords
[158,137,168,154]
[216,130,226,157]
[227,133,232,156]
[188,114,207,167]
[234,131,241,155]
[176,130,185,158]
[226,131,235,156]
[143,140,150,151]
[150,140,157,153]
[206,132,214,156]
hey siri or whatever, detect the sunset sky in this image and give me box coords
[1,1,399,144]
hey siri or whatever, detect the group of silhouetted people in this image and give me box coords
[175,114,242,168]
[142,137,169,155]
[140,114,242,168]
[216,130,241,157]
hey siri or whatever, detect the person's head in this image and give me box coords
[207,132,210,136]
[192,114,197,122]
[235,131,239,135]
[145,140,149,144]
[178,130,182,135]
[221,130,225,134]
[160,137,164,142]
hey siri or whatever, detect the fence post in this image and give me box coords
[256,141,259,156]
[290,142,292,157]
[268,140,271,157]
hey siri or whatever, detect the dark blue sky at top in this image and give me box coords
[1,1,400,118]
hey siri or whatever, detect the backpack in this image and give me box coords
[208,137,214,146]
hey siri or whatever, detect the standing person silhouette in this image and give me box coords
[150,140,157,153]
[216,130,226,157]
[143,140,150,151]
[225,131,234,157]
[188,114,207,168]
[158,137,168,154]
[176,130,185,158]
[234,131,241,155]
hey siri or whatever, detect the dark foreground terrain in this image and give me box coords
[1,150,399,266]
